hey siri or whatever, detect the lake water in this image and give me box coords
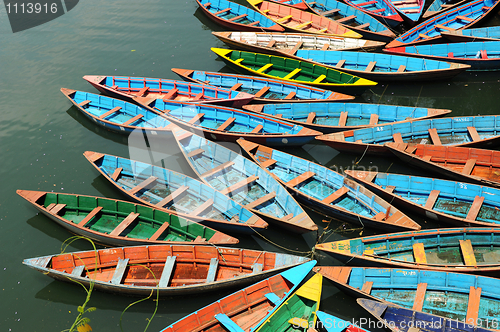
[1,0,499,331]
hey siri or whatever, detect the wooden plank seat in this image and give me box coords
[257,63,273,73]
[338,111,348,126]
[287,41,304,55]
[284,91,296,100]
[412,283,428,311]
[99,106,122,119]
[321,43,330,50]
[234,58,245,64]
[260,158,277,169]
[176,131,193,141]
[111,85,119,90]
[335,59,346,68]
[216,117,235,131]
[188,113,205,124]
[265,292,282,305]
[468,126,481,141]
[322,186,349,204]
[251,124,263,133]
[155,185,189,208]
[215,314,245,332]
[203,2,211,7]
[285,171,316,187]
[397,65,406,72]
[306,112,316,124]
[369,114,378,125]
[428,128,442,145]
[283,68,302,80]
[78,206,104,226]
[365,61,377,72]
[230,83,243,90]
[361,281,373,294]
[214,7,231,15]
[384,185,396,193]
[435,24,454,31]
[313,75,326,84]
[228,13,247,21]
[466,286,482,325]
[419,33,430,39]
[129,176,158,195]
[266,39,276,48]
[220,175,259,195]
[206,258,219,283]
[78,100,91,108]
[137,86,149,96]
[422,155,432,161]
[372,8,386,13]
[122,114,144,126]
[109,212,140,236]
[158,256,176,287]
[187,148,205,158]
[424,190,440,209]
[71,265,85,277]
[245,215,262,225]
[149,222,170,241]
[252,263,263,274]
[482,6,490,10]
[247,20,260,26]
[200,161,234,178]
[465,196,484,221]
[192,199,214,216]
[357,22,370,29]
[254,86,271,98]
[111,258,130,285]
[323,8,341,15]
[413,242,427,264]
[337,15,356,23]
[111,167,122,181]
[162,88,178,101]
[277,15,293,23]
[457,15,473,22]
[191,92,204,101]
[461,159,476,175]
[459,239,477,266]
[49,203,66,215]
[295,21,313,30]
[358,0,377,5]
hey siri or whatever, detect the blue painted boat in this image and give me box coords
[342,0,403,28]
[290,49,470,81]
[170,128,317,233]
[316,227,500,276]
[345,170,500,228]
[441,26,500,42]
[83,151,269,234]
[61,88,173,135]
[237,139,420,232]
[242,102,451,133]
[388,0,424,24]
[316,311,370,332]
[422,0,470,20]
[267,0,309,9]
[358,298,496,332]
[304,0,396,41]
[195,0,284,32]
[386,0,500,48]
[316,116,500,155]
[82,75,254,108]
[160,260,317,332]
[386,41,500,70]
[171,68,356,103]
[316,266,500,328]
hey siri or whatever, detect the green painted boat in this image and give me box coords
[211,47,377,95]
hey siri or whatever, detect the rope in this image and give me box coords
[356,144,370,165]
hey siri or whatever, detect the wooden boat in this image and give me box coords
[61,88,175,135]
[267,0,309,10]
[255,273,322,332]
[171,128,317,234]
[247,0,362,38]
[388,0,424,24]
[83,151,268,234]
[237,139,420,232]
[385,41,500,70]
[195,0,284,32]
[441,26,500,42]
[171,68,356,103]
[342,0,403,28]
[211,47,378,94]
[358,298,495,332]
[316,311,369,332]
[316,116,500,155]
[315,266,500,327]
[386,0,500,48]
[422,0,471,20]
[212,31,386,56]
[288,49,471,81]
[160,260,317,331]
[345,170,500,228]
[17,190,239,246]
[304,0,396,42]
[22,245,312,297]
[386,143,500,188]
[82,75,254,108]
[137,99,321,146]
[315,227,500,276]
[242,102,451,134]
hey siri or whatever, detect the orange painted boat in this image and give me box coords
[23,245,312,297]
[247,0,362,38]
[386,143,500,188]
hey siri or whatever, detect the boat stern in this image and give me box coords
[345,170,378,183]
[60,87,77,98]
[171,68,195,80]
[16,189,46,204]
[83,151,105,163]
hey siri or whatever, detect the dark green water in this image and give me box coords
[2,0,500,331]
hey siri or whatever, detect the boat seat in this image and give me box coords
[338,111,348,126]
[162,88,178,101]
[200,161,234,178]
[234,58,245,64]
[228,13,247,21]
[49,203,66,215]
[192,199,214,216]
[220,175,259,195]
[214,7,231,15]
[313,75,326,83]
[203,2,211,7]
[467,126,481,141]
[110,258,129,285]
[257,63,274,73]
[149,222,171,241]
[137,86,149,96]
[448,52,454,58]
[261,158,277,168]
[78,100,91,108]
[412,282,427,311]
[266,39,276,48]
[247,20,260,26]
[397,65,406,73]
[158,256,176,287]
[251,124,263,133]
[187,148,205,158]
[285,171,316,187]
[465,196,484,221]
[459,239,477,266]
[191,92,204,101]
[215,314,245,332]
[230,83,243,91]
[482,6,490,10]
[357,0,377,5]
[321,43,330,50]
[413,242,427,264]
[306,112,316,124]
[122,114,144,126]
[129,176,158,195]
[206,258,219,283]
[465,286,482,325]
[371,8,386,13]
[461,158,476,175]
[188,113,205,124]
[99,106,122,119]
[428,128,442,145]
[277,15,293,23]
[357,22,370,29]
[335,59,346,68]
[322,186,349,204]
[109,212,140,236]
[422,155,432,161]
[365,61,377,72]
[323,8,340,16]
[71,265,85,277]
[337,15,356,23]
[296,21,314,29]
[111,167,123,181]
[287,41,303,55]
[419,33,430,39]
[265,292,281,305]
[435,24,454,31]
[361,281,373,294]
[275,114,283,118]
[78,206,103,226]
[384,185,395,193]
[405,145,417,154]
[216,117,235,131]
[369,113,378,125]
[424,190,440,209]
[245,215,262,225]
[254,86,271,98]
[284,91,296,99]
[283,68,302,80]
[456,15,473,22]
[111,85,119,90]
[176,131,193,141]
[318,28,328,34]
[393,132,403,143]
[252,263,263,274]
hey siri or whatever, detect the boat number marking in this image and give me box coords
[458,183,467,189]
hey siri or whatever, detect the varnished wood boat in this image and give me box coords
[304,0,396,42]
[171,68,355,103]
[441,26,500,42]
[316,227,500,276]
[247,0,362,38]
[386,0,500,48]
[422,0,471,20]
[237,139,420,232]
[137,98,321,146]
[160,260,317,331]
[342,0,403,28]
[358,298,496,332]
[346,170,500,228]
[315,266,500,328]
[83,151,268,234]
[195,0,284,32]
[23,245,312,297]
[211,47,378,94]
[171,128,318,234]
[82,75,254,108]
[17,190,238,246]
[242,102,451,133]
[316,116,500,155]
[386,142,500,188]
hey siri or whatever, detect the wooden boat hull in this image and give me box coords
[237,139,420,232]
[346,170,500,228]
[389,0,424,25]
[316,227,500,276]
[342,0,403,28]
[82,75,254,108]
[23,245,312,297]
[441,26,500,42]
[160,260,317,331]
[171,67,355,103]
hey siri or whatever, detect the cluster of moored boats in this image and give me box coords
[18,0,500,330]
